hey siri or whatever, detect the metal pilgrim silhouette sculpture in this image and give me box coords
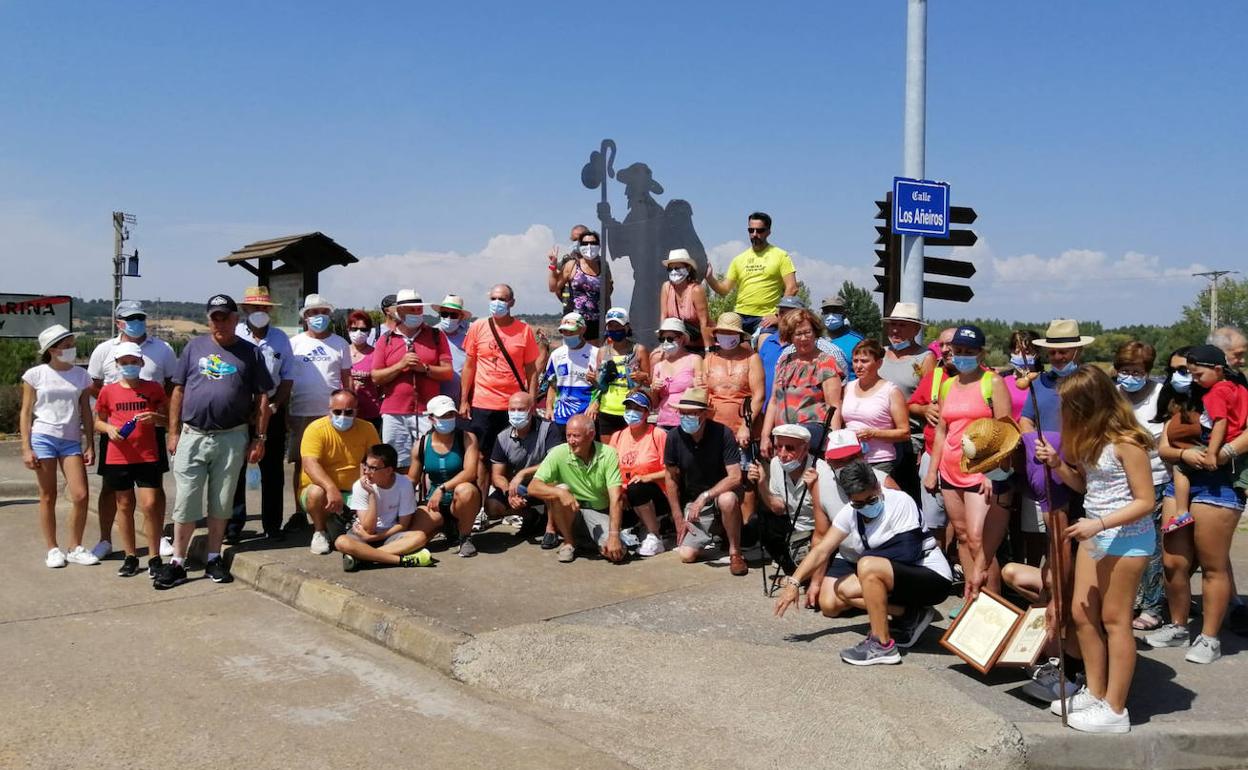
[582,139,708,343]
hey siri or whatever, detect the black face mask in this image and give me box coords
[605,328,627,341]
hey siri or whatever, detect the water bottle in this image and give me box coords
[118,417,138,439]
[246,464,261,490]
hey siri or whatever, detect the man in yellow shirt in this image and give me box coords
[705,211,798,334]
[298,389,381,555]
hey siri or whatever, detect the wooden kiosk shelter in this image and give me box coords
[219,232,357,327]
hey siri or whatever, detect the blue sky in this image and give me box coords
[2,1,1244,324]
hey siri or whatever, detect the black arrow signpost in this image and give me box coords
[874,192,978,310]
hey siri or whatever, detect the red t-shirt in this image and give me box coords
[1203,380,1248,443]
[95,380,168,464]
[373,327,452,415]
[463,318,540,411]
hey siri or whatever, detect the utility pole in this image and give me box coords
[1194,270,1237,334]
[112,211,137,318]
[899,0,928,315]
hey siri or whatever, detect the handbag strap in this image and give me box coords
[488,318,527,392]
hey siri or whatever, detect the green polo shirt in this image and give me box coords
[534,443,622,510]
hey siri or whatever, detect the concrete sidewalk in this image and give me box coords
[4,439,1247,769]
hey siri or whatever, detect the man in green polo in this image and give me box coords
[527,413,626,564]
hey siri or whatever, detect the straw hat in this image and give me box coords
[959,417,1022,475]
[241,286,279,307]
[38,324,74,355]
[432,294,471,319]
[712,312,747,336]
[674,387,709,411]
[301,293,335,315]
[658,317,689,337]
[882,302,925,326]
[394,289,423,308]
[662,249,696,269]
[1033,319,1094,349]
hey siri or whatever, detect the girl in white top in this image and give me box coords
[20,325,99,568]
[1036,365,1156,734]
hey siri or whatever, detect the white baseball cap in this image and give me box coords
[112,341,144,361]
[426,395,458,417]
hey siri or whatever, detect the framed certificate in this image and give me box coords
[940,590,1024,674]
[997,606,1050,667]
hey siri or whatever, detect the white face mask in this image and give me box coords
[248,311,270,328]
[715,333,740,351]
[579,244,602,260]
[348,330,368,345]
[668,267,688,284]
[58,348,77,364]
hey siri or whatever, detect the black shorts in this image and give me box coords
[101,462,163,491]
[625,480,665,510]
[467,407,510,460]
[597,411,628,438]
[827,557,951,608]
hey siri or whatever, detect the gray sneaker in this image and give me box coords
[458,537,478,558]
[1145,622,1190,648]
[840,635,901,666]
[1184,634,1222,664]
[891,606,935,649]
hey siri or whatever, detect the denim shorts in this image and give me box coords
[1163,475,1245,511]
[30,433,82,460]
[1089,525,1155,559]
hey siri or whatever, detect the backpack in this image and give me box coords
[930,368,994,409]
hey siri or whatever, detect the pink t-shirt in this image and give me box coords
[1003,373,1028,421]
[349,350,382,420]
[840,379,899,463]
[938,377,994,488]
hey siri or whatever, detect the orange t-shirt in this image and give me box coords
[609,425,668,490]
[463,318,539,410]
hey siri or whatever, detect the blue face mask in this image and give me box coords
[889,340,911,351]
[433,417,457,434]
[507,410,530,429]
[122,319,146,338]
[823,313,845,331]
[1052,360,1077,377]
[856,499,884,520]
[119,363,142,380]
[952,355,980,373]
[1009,354,1035,370]
[605,328,627,341]
[679,414,703,435]
[436,317,460,334]
[403,313,424,329]
[331,414,354,432]
[562,335,582,348]
[1170,371,1192,393]
[307,314,331,333]
[489,299,510,318]
[1117,374,1147,393]
[623,409,644,426]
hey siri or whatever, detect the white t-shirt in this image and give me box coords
[815,463,890,527]
[350,477,416,533]
[22,364,93,441]
[831,487,952,580]
[289,333,350,417]
[1124,380,1170,487]
[87,335,178,386]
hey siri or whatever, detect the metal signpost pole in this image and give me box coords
[900,0,927,313]
[113,211,125,319]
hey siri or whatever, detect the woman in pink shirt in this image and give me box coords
[652,318,703,428]
[833,339,909,473]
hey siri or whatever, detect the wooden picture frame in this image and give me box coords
[939,589,1024,674]
[997,606,1049,667]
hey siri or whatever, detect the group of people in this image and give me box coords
[17,210,1248,736]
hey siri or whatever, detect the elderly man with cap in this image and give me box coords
[540,311,598,440]
[662,387,748,574]
[432,294,472,402]
[158,294,272,590]
[659,248,713,351]
[228,286,295,543]
[526,413,627,564]
[820,294,865,382]
[705,211,798,335]
[371,289,453,474]
[86,299,178,560]
[751,423,820,578]
[284,293,352,533]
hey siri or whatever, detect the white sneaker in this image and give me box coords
[159,537,175,558]
[90,540,112,560]
[1050,685,1098,716]
[472,510,490,533]
[1145,622,1190,648]
[310,530,331,555]
[639,533,665,557]
[45,548,67,568]
[1185,634,1222,664]
[1067,699,1130,734]
[65,546,101,566]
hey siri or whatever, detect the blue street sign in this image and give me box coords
[892,177,950,238]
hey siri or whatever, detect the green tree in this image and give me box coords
[1172,276,1248,350]
[839,281,881,341]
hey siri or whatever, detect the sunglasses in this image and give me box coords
[438,312,460,319]
[1172,366,1189,375]
[331,409,356,416]
[849,495,881,510]
[659,335,681,343]
[747,227,768,234]
[363,463,389,472]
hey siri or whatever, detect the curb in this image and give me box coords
[227,550,471,676]
[1017,720,1248,770]
[0,479,41,499]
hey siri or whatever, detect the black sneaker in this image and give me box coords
[204,557,232,584]
[891,606,935,649]
[153,561,188,590]
[224,518,245,545]
[148,556,163,579]
[342,553,360,573]
[117,554,141,577]
[282,512,310,533]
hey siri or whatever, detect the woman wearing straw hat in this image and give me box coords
[659,249,713,352]
[702,312,765,454]
[20,324,99,568]
[652,318,704,429]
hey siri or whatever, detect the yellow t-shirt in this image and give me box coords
[298,416,381,493]
[725,245,796,317]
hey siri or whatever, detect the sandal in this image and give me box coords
[1132,611,1162,631]
[1161,511,1194,534]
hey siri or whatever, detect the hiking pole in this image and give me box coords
[1019,372,1069,727]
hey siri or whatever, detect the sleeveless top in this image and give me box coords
[423,430,465,505]
[655,359,697,427]
[938,376,995,488]
[570,260,601,321]
[598,344,639,417]
[663,283,701,342]
[841,379,900,463]
[1083,443,1153,537]
[705,352,753,433]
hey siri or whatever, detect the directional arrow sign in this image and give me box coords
[923,256,976,279]
[874,276,974,304]
[950,206,977,225]
[925,229,978,249]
